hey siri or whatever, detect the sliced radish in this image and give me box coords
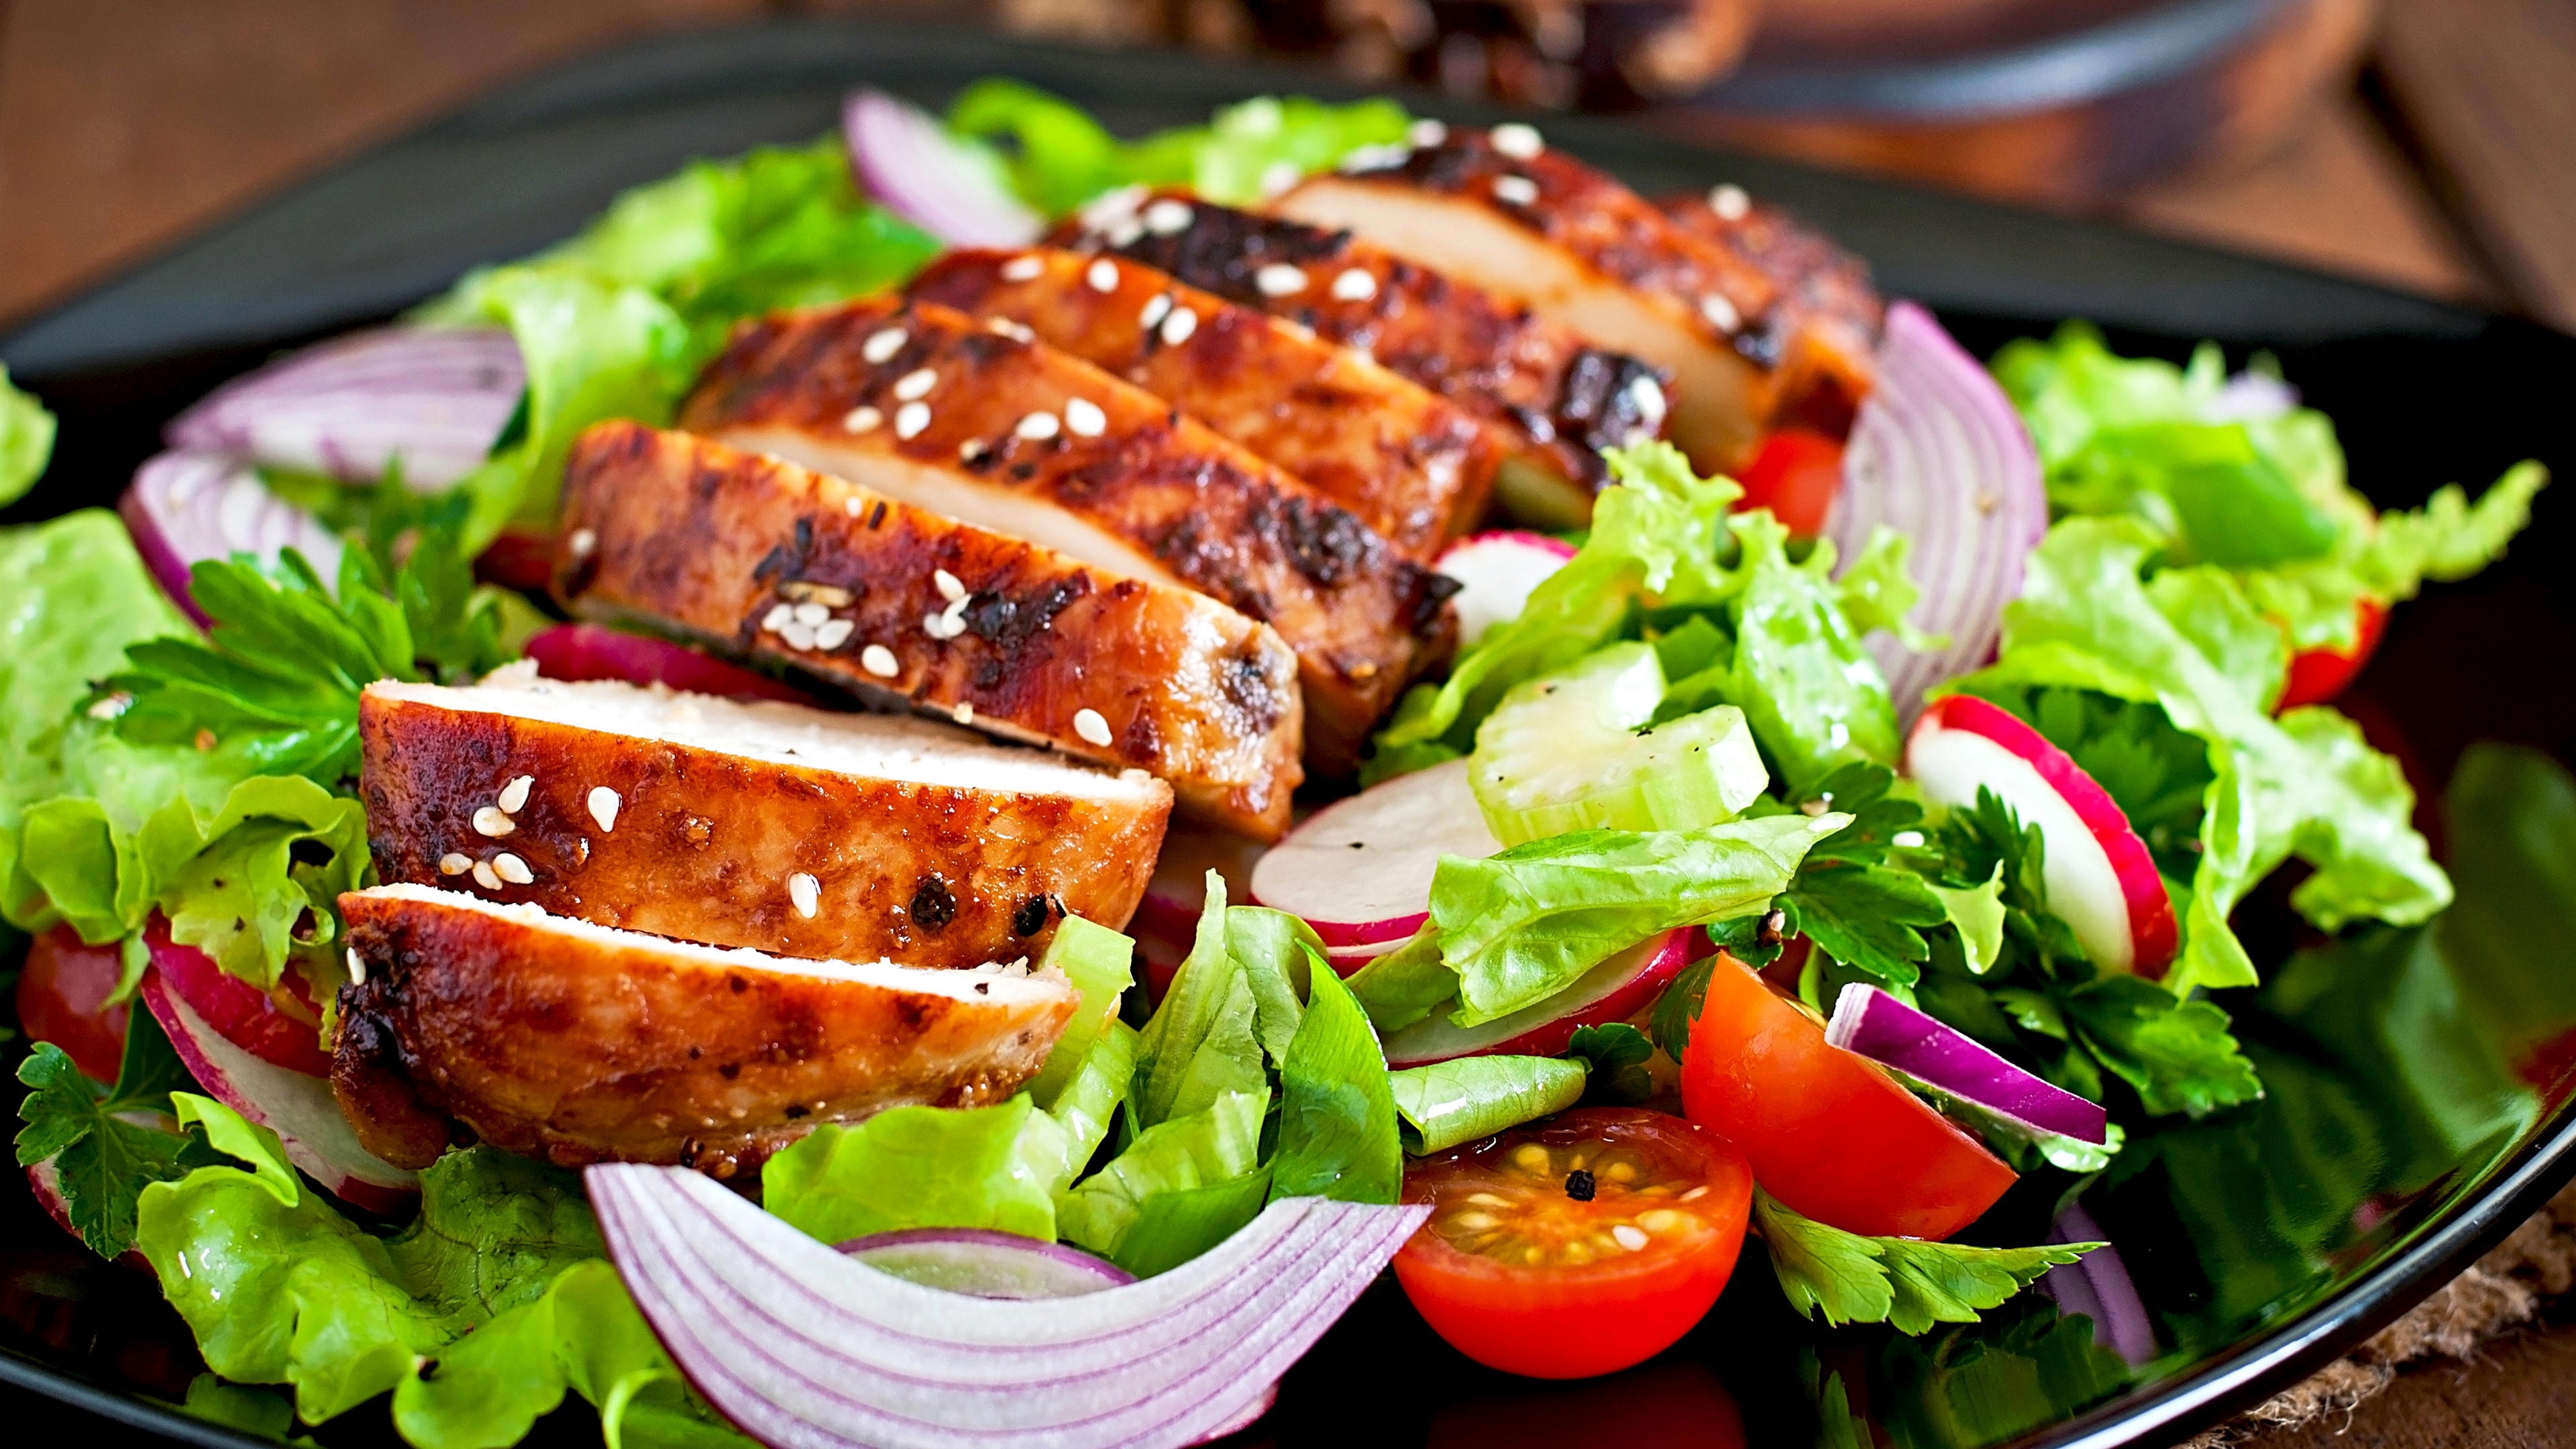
[524,623,817,705]
[140,972,418,1211]
[1905,694,2178,976]
[1324,933,1412,977]
[1826,983,2106,1143]
[26,1157,154,1271]
[837,1228,1135,1299]
[144,918,332,1077]
[1134,818,1273,957]
[1249,758,1499,949]
[1382,929,1697,1068]
[1434,530,1575,647]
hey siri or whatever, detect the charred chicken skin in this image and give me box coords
[1654,185,1884,439]
[556,422,1303,839]
[679,298,1456,773]
[333,885,1075,1176]
[1054,189,1668,528]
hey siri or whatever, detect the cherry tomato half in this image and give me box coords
[16,926,131,1083]
[1732,430,1844,538]
[1680,953,2014,1240]
[1394,1107,1754,1380]
[2277,596,2388,710]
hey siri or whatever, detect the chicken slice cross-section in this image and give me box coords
[556,421,1301,839]
[1057,190,1668,529]
[907,245,1500,559]
[1654,186,1884,439]
[680,298,1457,773]
[1271,127,1789,475]
[333,885,1076,1175]
[360,669,1172,965]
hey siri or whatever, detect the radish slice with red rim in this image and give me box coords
[1381,929,1695,1068]
[587,1163,1426,1449]
[145,916,333,1077]
[843,89,1044,248]
[1434,530,1575,647]
[1826,983,2106,1144]
[121,452,345,620]
[838,1228,1134,1299]
[1906,694,2178,977]
[1134,818,1272,956]
[165,327,523,490]
[524,624,818,705]
[1249,758,1498,948]
[1826,303,2048,726]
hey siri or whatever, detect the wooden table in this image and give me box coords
[2,3,2570,1444]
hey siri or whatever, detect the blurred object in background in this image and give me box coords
[1243,0,1763,111]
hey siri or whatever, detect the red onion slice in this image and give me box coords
[120,451,345,620]
[1825,983,2107,1144]
[844,89,1044,248]
[588,1163,1426,1448]
[1826,303,2047,726]
[839,1228,1135,1300]
[166,327,523,490]
[2043,1200,2153,1365]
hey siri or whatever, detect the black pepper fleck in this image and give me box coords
[1565,1169,1597,1202]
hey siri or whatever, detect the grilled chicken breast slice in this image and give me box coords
[557,423,1301,839]
[1271,128,1785,475]
[333,885,1075,1175]
[680,298,1456,773]
[1656,186,1883,438]
[1055,191,1667,529]
[907,246,1500,558]
[360,670,1171,965]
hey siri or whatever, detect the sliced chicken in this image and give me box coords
[1656,185,1883,438]
[333,885,1074,1175]
[906,246,1500,559]
[557,422,1301,839]
[360,671,1172,966]
[1055,191,1668,529]
[1271,126,1786,474]
[679,299,1457,773]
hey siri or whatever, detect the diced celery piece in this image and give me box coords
[1469,641,1768,845]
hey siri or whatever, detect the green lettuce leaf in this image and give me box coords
[1267,963,1399,1203]
[1027,914,1137,1107]
[1057,1089,1267,1273]
[762,1096,1061,1246]
[1701,508,1903,792]
[1130,873,1271,1128]
[1344,926,1458,1035]
[1389,1055,1589,1155]
[1567,1022,1656,1103]
[1753,1189,2095,1335]
[0,365,54,506]
[1430,812,1844,1026]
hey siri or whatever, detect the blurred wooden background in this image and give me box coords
[1,3,2573,1446]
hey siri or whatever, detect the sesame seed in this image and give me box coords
[1709,183,1751,220]
[843,405,882,434]
[986,317,1034,343]
[893,368,937,401]
[588,787,620,833]
[861,327,908,363]
[814,618,855,650]
[1701,293,1741,332]
[472,806,515,838]
[1000,255,1044,281]
[1627,374,1667,425]
[1087,258,1120,293]
[922,610,957,639]
[934,568,967,602]
[1106,217,1144,248]
[1255,264,1308,297]
[1064,398,1107,437]
[894,401,930,439]
[497,774,533,813]
[1016,411,1061,441]
[439,852,472,875]
[845,496,866,517]
[1612,1224,1650,1251]
[1409,119,1448,147]
[1490,122,1544,160]
[1336,143,1408,175]
[492,853,534,885]
[793,601,830,627]
[779,619,818,651]
[1080,182,1144,231]
[1140,293,1173,330]
[789,872,820,918]
[1161,307,1198,345]
[861,644,900,678]
[346,948,366,986]
[1143,198,1194,234]
[1260,160,1301,197]
[1330,267,1377,302]
[1492,174,1539,207]
[472,860,503,890]
[959,438,988,462]
[952,702,975,724]
[1073,708,1114,747]
[762,603,795,632]
[568,528,598,559]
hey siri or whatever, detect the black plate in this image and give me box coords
[5,18,2573,1449]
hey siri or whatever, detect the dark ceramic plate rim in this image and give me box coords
[2,19,2571,1449]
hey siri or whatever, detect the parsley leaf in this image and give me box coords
[14,1008,218,1257]
[1648,954,1717,1061]
[1782,863,1948,988]
[1567,1022,1655,1103]
[2061,974,2263,1117]
[1754,1189,2095,1335]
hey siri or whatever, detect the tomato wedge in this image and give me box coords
[1732,429,1844,538]
[2277,596,2387,710]
[1393,1107,1753,1379]
[16,926,131,1083]
[1680,953,2014,1240]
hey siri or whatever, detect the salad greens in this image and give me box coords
[1389,1055,1590,1154]
[1754,1189,2097,1335]
[15,1010,219,1257]
[1,364,54,505]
